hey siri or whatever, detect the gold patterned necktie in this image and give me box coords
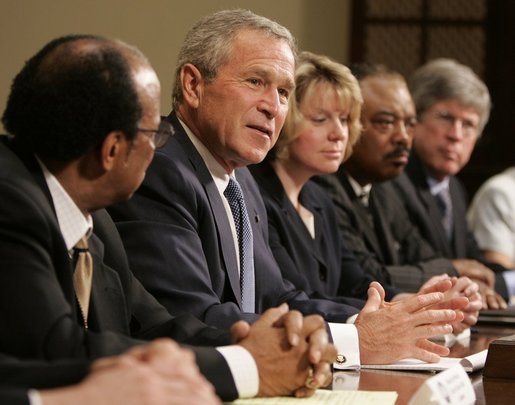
[73,236,93,328]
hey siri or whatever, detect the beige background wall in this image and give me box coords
[0,0,352,131]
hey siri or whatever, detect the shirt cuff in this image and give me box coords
[502,270,515,304]
[216,345,259,398]
[328,322,360,370]
[28,390,43,405]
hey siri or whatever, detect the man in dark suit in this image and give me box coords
[392,59,510,307]
[110,9,466,367]
[0,33,336,402]
[315,63,482,332]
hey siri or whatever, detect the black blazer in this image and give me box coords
[393,152,509,297]
[0,137,238,400]
[250,161,398,303]
[314,169,457,293]
[109,112,361,329]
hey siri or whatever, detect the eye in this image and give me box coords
[310,116,326,124]
[371,118,394,131]
[340,116,349,124]
[278,88,290,103]
[247,78,262,86]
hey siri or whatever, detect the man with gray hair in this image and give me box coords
[393,58,510,307]
[110,9,466,391]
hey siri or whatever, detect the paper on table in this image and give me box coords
[224,389,397,405]
[361,349,487,373]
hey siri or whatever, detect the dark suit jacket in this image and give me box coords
[0,136,238,400]
[109,113,360,329]
[314,170,457,292]
[250,161,398,303]
[393,152,508,297]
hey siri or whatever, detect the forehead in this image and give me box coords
[361,76,414,114]
[224,29,295,82]
[302,81,349,110]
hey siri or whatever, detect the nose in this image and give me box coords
[329,119,347,141]
[392,120,411,144]
[447,119,465,141]
[257,88,280,119]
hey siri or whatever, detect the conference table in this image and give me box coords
[333,323,515,404]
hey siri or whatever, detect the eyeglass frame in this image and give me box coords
[137,119,175,148]
[421,109,480,139]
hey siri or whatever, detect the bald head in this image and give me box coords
[2,35,153,161]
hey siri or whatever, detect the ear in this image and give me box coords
[180,63,204,109]
[99,131,126,171]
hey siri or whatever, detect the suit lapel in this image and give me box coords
[168,113,242,308]
[340,174,387,262]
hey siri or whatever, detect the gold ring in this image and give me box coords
[304,366,316,389]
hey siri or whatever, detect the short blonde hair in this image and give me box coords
[271,51,362,162]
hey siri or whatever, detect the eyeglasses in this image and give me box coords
[424,110,479,139]
[137,119,175,148]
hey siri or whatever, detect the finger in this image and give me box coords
[230,320,251,343]
[256,303,289,327]
[423,278,453,294]
[294,386,317,398]
[428,296,470,312]
[369,281,386,302]
[275,310,304,346]
[306,326,333,364]
[311,362,332,388]
[400,292,445,313]
[411,339,450,362]
[486,293,500,309]
[412,308,459,327]
[360,284,383,315]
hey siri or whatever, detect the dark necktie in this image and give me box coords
[73,236,93,328]
[224,177,255,312]
[435,187,453,240]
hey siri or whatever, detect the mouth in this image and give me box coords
[247,124,273,138]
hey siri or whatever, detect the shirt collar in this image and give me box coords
[178,118,234,193]
[37,157,93,251]
[346,174,372,205]
[427,176,450,197]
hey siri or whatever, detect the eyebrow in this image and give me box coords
[250,66,295,91]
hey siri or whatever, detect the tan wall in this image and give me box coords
[0,0,351,131]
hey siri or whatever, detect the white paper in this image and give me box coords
[224,389,397,405]
[361,349,487,373]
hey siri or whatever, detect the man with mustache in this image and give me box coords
[316,64,469,293]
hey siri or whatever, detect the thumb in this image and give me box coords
[230,320,251,343]
[361,284,382,314]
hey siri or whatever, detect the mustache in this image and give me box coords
[384,145,411,159]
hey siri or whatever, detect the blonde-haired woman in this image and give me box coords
[250,52,400,303]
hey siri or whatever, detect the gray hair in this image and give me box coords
[171,8,297,109]
[408,58,491,134]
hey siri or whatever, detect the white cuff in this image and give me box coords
[328,323,360,370]
[216,345,259,398]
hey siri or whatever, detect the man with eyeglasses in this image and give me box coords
[392,58,510,307]
[0,33,338,403]
[316,64,477,302]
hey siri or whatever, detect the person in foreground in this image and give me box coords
[251,52,480,335]
[391,59,509,308]
[0,33,336,402]
[1,340,218,405]
[109,9,467,367]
